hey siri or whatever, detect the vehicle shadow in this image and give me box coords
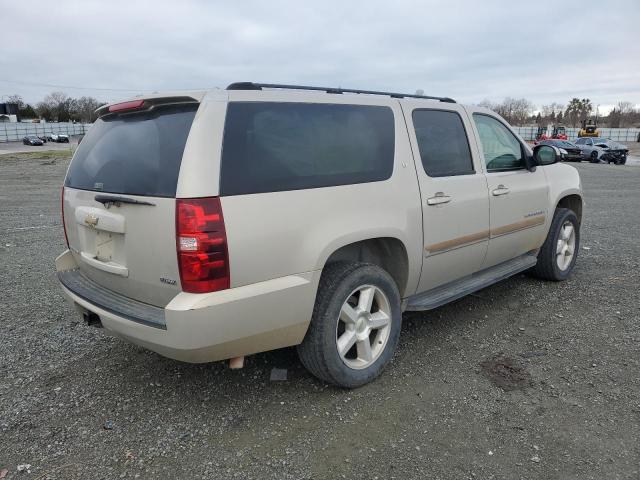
[104,273,540,400]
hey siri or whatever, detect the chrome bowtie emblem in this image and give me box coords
[84,214,99,227]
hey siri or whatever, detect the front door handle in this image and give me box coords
[492,185,510,196]
[426,192,452,205]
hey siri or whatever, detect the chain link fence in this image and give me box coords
[513,126,640,143]
[0,122,91,142]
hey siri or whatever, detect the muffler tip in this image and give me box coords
[83,312,103,328]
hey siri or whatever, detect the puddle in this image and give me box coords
[479,355,532,391]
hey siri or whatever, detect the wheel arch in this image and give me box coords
[556,193,583,225]
[320,236,411,298]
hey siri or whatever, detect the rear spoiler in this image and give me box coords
[95,96,199,118]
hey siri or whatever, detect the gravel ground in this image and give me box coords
[1,154,639,479]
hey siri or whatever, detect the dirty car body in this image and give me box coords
[55,84,583,387]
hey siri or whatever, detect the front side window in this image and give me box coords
[472,114,524,172]
[220,102,395,195]
[412,109,474,177]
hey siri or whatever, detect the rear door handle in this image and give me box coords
[492,185,510,196]
[426,192,452,205]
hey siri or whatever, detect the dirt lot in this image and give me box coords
[1,153,639,479]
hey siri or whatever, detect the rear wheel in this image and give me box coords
[297,262,402,388]
[530,208,579,281]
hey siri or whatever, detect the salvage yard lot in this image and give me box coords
[0,153,638,479]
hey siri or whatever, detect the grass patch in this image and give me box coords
[1,150,73,161]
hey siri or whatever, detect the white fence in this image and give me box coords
[2,121,639,144]
[512,126,640,143]
[0,122,91,142]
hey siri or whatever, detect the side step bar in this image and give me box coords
[406,254,538,311]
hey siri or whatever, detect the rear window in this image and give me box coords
[220,102,395,196]
[65,103,198,197]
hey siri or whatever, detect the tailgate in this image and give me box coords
[63,100,199,308]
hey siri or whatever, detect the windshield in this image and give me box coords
[65,103,197,197]
[553,140,576,148]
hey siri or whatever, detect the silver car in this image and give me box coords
[575,137,629,164]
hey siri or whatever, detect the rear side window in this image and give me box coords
[65,103,198,197]
[220,102,395,195]
[472,114,524,171]
[412,109,474,177]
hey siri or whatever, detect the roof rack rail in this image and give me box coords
[226,82,456,103]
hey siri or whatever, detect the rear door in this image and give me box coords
[402,102,490,293]
[468,111,549,268]
[63,100,199,307]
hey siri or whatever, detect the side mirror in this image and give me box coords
[533,144,561,166]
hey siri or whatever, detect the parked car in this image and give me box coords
[536,139,583,162]
[22,135,43,146]
[48,133,70,143]
[56,83,583,387]
[574,137,628,164]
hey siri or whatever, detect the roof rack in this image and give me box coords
[226,82,456,103]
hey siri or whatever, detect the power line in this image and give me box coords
[0,79,219,94]
[0,78,143,92]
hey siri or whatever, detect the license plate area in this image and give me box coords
[95,230,115,262]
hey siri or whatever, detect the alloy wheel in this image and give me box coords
[336,285,392,370]
[556,221,576,271]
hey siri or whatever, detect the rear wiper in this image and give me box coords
[94,194,155,207]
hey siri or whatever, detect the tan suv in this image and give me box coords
[56,83,583,387]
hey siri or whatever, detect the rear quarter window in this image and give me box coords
[220,102,395,195]
[65,103,198,197]
[412,109,474,177]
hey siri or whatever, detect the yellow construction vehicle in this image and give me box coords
[578,119,599,138]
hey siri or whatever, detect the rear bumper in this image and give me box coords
[56,250,319,363]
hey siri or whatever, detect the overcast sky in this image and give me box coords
[2,0,639,113]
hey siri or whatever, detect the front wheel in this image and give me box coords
[589,151,599,163]
[297,262,402,388]
[530,208,579,281]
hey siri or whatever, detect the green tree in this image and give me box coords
[565,98,592,127]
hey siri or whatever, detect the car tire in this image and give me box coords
[589,151,599,163]
[530,208,579,282]
[297,262,402,388]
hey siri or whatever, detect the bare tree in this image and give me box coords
[475,98,533,125]
[540,102,564,125]
[74,96,103,122]
[5,94,25,109]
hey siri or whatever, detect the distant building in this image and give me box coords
[0,103,19,122]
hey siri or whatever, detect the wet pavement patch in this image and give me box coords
[479,355,532,391]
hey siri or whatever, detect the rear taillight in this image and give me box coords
[61,186,69,248]
[176,197,230,294]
